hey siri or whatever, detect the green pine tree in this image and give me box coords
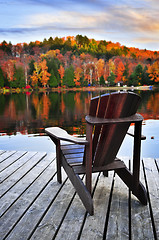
[48,69,58,87]
[0,67,4,87]
[63,65,75,87]
[107,72,115,86]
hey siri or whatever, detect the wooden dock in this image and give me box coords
[0,150,158,240]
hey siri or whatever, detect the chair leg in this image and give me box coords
[116,167,147,205]
[62,157,94,215]
[103,170,108,177]
[56,141,62,183]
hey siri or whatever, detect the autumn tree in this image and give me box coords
[39,59,51,87]
[1,60,15,86]
[114,58,125,83]
[30,62,41,87]
[147,60,159,83]
[74,66,83,86]
[58,65,65,86]
[95,59,105,83]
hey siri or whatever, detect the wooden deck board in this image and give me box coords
[131,158,154,240]
[0,150,158,240]
[142,158,159,239]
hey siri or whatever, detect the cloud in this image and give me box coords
[134,37,159,44]
[0,0,159,50]
[26,11,108,29]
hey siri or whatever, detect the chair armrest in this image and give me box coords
[45,127,89,145]
[85,113,143,125]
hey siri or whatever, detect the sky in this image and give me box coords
[0,0,159,51]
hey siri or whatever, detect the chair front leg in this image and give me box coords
[85,123,93,194]
[56,139,62,183]
[50,136,62,183]
[132,121,142,194]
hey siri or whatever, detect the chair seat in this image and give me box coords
[61,144,84,166]
[61,143,126,172]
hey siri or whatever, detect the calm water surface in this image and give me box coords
[0,89,159,158]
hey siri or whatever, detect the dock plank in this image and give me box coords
[143,158,159,239]
[0,152,56,240]
[131,158,154,240]
[30,173,80,240]
[106,174,129,240]
[0,151,47,197]
[0,150,16,164]
[55,173,99,240]
[0,151,37,183]
[80,172,114,240]
[0,151,158,240]
[0,150,5,155]
[0,151,27,172]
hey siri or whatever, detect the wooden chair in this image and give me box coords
[45,92,147,215]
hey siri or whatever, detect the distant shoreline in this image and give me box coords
[0,85,154,94]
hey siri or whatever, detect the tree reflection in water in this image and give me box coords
[0,89,159,157]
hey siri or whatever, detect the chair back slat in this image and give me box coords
[89,94,109,157]
[88,92,141,167]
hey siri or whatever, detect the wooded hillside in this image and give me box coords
[0,35,159,88]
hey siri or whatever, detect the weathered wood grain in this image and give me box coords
[0,151,27,172]
[142,158,159,239]
[0,152,56,240]
[131,158,153,240]
[80,172,114,240]
[0,151,158,240]
[0,151,47,197]
[0,150,16,164]
[0,151,37,183]
[30,177,77,240]
[55,173,99,240]
[106,174,129,240]
[0,150,5,155]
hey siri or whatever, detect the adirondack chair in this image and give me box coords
[45,92,147,215]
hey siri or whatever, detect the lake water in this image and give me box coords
[0,89,159,158]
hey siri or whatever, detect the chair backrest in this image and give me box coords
[88,92,141,167]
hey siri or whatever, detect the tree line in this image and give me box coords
[0,35,159,89]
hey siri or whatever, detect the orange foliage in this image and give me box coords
[95,59,105,82]
[30,72,39,86]
[146,93,159,118]
[2,60,15,81]
[41,93,51,120]
[32,95,39,109]
[61,95,65,113]
[39,59,51,87]
[147,61,159,82]
[114,58,125,83]
[58,65,65,86]
[74,66,82,86]
[4,100,16,120]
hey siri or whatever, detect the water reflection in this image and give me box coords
[0,90,106,135]
[0,89,159,157]
[0,89,159,136]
